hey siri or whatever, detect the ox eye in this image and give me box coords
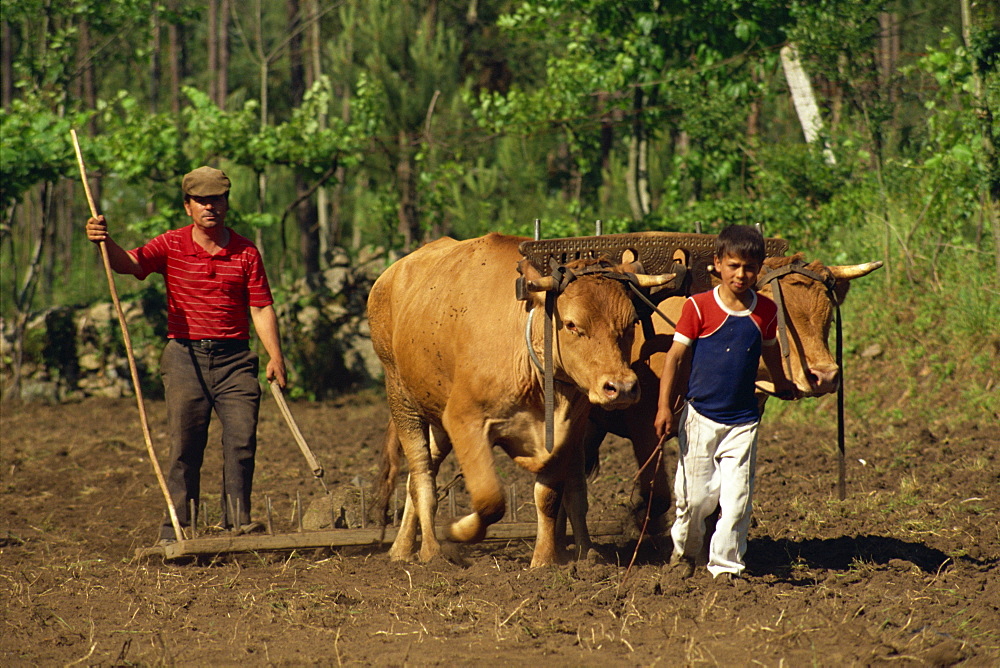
[565,321,581,335]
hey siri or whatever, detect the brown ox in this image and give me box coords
[585,253,883,533]
[368,233,673,566]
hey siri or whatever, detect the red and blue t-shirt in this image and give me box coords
[672,286,779,424]
[128,225,273,340]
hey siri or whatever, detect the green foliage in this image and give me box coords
[0,96,88,210]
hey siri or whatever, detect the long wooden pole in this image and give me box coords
[70,129,184,543]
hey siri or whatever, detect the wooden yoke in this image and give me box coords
[518,231,788,298]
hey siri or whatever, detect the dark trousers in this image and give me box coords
[159,339,261,539]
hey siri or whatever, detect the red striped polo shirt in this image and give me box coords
[128,225,273,340]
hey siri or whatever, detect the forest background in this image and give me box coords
[1,0,997,428]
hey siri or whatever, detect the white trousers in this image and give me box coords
[670,404,759,577]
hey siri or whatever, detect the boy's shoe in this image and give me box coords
[714,572,747,589]
[670,555,696,579]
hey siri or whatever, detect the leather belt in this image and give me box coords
[174,338,249,352]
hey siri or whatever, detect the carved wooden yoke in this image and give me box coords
[518,231,788,297]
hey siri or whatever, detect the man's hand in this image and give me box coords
[86,215,109,243]
[266,357,287,389]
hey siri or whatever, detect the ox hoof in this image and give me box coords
[438,541,468,567]
[529,550,568,568]
[417,545,442,563]
[388,548,416,562]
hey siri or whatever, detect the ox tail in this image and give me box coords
[373,418,402,529]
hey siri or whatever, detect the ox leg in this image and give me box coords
[390,473,419,560]
[443,420,505,545]
[559,459,592,562]
[391,421,442,563]
[531,476,566,567]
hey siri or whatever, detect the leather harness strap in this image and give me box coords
[756,260,848,500]
[533,258,673,453]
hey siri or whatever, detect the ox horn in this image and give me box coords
[827,260,883,281]
[633,272,676,288]
[526,276,559,292]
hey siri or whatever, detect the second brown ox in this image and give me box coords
[368,233,674,566]
[586,253,884,534]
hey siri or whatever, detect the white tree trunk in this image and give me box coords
[780,44,836,165]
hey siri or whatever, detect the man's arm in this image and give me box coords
[761,342,798,400]
[250,304,287,388]
[85,215,145,277]
[654,341,692,440]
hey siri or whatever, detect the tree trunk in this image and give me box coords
[218,0,230,108]
[597,92,614,206]
[746,63,761,146]
[397,130,419,251]
[306,0,330,261]
[780,44,836,165]
[207,0,218,103]
[2,20,14,108]
[626,88,650,221]
[167,2,183,115]
[149,6,161,112]
[286,0,319,281]
[878,12,899,105]
[960,0,1000,279]
[76,21,102,207]
[286,0,305,105]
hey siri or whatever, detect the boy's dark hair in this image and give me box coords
[715,225,765,264]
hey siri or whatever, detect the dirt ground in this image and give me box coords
[2,390,997,666]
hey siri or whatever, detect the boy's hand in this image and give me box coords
[654,405,679,441]
[773,380,800,401]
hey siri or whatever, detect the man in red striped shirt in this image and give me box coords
[86,166,286,544]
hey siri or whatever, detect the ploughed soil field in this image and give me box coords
[2,391,997,666]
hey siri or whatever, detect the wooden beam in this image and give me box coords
[135,520,623,560]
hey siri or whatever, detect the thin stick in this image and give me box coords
[70,129,184,544]
[359,483,366,529]
[623,438,665,582]
[270,381,328,493]
[189,499,198,538]
[296,491,303,532]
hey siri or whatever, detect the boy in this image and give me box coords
[654,225,796,581]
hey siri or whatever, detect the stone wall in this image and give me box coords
[0,248,390,403]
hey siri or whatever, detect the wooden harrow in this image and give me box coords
[135,483,623,560]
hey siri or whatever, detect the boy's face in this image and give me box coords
[714,252,762,296]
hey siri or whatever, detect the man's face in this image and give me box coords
[715,252,761,296]
[184,194,229,230]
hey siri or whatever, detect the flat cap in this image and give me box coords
[182,166,231,197]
